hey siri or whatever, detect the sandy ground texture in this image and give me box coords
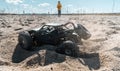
[0,14,120,71]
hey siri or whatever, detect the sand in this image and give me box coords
[0,14,120,71]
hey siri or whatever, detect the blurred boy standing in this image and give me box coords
[57,1,62,17]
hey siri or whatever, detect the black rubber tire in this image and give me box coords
[75,24,91,40]
[18,31,33,50]
[67,34,79,43]
[56,41,78,57]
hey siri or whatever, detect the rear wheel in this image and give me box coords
[18,31,34,50]
[67,34,79,43]
[75,24,91,40]
[56,41,78,57]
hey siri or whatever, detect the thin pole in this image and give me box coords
[67,7,68,14]
[112,0,115,13]
[51,8,52,14]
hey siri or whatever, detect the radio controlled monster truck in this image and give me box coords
[18,22,91,56]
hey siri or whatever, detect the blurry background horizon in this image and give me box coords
[0,0,120,14]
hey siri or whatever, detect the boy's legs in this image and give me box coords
[58,10,61,17]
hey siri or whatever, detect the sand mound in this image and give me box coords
[23,50,66,67]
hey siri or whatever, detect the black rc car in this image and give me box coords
[18,22,91,56]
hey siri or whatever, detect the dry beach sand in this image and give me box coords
[0,14,120,71]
